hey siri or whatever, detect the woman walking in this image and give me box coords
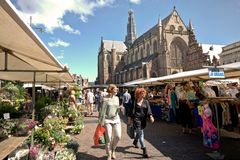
[128,88,154,158]
[99,84,122,160]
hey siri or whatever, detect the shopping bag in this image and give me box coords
[93,124,105,145]
[127,125,135,139]
[98,133,106,144]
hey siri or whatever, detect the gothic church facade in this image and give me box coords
[97,7,209,84]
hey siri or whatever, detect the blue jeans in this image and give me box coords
[134,128,145,148]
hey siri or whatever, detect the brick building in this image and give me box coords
[97,7,210,84]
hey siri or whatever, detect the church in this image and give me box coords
[97,7,210,85]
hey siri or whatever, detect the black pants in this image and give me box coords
[179,100,192,129]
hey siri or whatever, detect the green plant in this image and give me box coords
[55,149,76,160]
[71,117,84,134]
[33,128,50,146]
[43,116,68,131]
[49,129,69,144]
[0,119,16,136]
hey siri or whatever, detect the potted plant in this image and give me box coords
[55,149,76,160]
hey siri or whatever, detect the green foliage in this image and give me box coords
[71,116,84,134]
[0,119,17,138]
[0,101,19,118]
[43,116,68,131]
[55,149,76,160]
[49,129,69,144]
[33,128,50,146]
[35,97,47,111]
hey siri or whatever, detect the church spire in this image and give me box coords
[158,15,162,26]
[125,9,137,48]
[188,19,194,32]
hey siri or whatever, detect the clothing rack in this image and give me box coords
[205,97,239,159]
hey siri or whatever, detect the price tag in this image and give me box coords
[3,113,10,119]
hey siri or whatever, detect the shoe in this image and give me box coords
[112,150,116,159]
[142,147,149,158]
[90,112,93,115]
[133,139,139,148]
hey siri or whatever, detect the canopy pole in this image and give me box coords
[4,50,8,70]
[31,72,36,146]
[58,80,61,103]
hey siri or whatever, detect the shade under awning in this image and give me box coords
[0,0,63,72]
[0,71,74,83]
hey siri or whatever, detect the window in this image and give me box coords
[140,48,144,59]
[170,25,175,33]
[146,44,150,56]
[135,51,138,61]
[178,26,183,34]
[153,40,157,53]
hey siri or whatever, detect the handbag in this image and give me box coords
[127,125,135,139]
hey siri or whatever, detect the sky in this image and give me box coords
[10,0,240,82]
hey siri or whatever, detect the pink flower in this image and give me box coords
[29,145,40,158]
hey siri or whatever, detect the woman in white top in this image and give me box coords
[99,84,122,160]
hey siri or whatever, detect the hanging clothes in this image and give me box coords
[201,104,220,149]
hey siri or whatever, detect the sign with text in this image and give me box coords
[208,68,225,78]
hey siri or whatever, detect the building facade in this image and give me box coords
[97,7,210,84]
[219,41,240,65]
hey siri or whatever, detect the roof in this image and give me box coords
[121,52,158,71]
[103,40,127,53]
[201,44,225,61]
[0,0,73,83]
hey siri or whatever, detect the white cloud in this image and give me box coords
[57,51,64,59]
[129,0,141,5]
[80,15,88,23]
[48,39,70,47]
[13,0,116,34]
[58,20,81,35]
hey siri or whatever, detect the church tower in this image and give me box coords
[125,9,137,48]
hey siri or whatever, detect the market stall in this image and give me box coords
[0,0,75,159]
[124,62,240,159]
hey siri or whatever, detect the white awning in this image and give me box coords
[124,62,240,86]
[0,0,74,83]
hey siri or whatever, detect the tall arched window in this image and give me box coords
[106,54,111,74]
[135,51,138,61]
[169,38,187,68]
[153,40,157,53]
[146,44,150,56]
[140,48,143,59]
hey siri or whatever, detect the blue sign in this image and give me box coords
[208,68,225,78]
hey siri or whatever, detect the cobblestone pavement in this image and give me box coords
[72,112,240,160]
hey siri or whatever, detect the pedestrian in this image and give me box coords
[99,84,122,160]
[68,90,77,111]
[127,87,154,158]
[86,89,95,116]
[123,89,131,116]
[95,90,101,112]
